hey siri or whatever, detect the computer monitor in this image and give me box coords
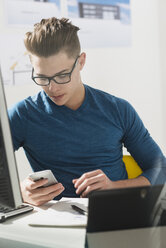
[0,68,23,209]
[0,66,33,220]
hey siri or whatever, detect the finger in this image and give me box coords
[27,178,48,190]
[72,179,78,184]
[76,173,103,195]
[81,182,103,198]
[74,170,102,188]
[35,183,64,197]
[32,187,65,206]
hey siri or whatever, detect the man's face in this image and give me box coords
[30,52,85,109]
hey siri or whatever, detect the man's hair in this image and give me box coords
[24,17,80,58]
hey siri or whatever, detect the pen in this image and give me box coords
[71,205,87,216]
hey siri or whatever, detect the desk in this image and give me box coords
[0,202,86,248]
[1,200,166,248]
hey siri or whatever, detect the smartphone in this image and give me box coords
[29,170,58,187]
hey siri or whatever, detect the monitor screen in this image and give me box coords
[0,67,23,209]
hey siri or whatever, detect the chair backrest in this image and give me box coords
[123,155,142,179]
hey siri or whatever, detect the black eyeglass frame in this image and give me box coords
[31,56,80,86]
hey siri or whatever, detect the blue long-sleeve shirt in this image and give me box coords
[8,84,166,198]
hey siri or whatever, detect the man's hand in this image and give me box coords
[20,177,65,206]
[73,169,151,198]
[72,169,113,197]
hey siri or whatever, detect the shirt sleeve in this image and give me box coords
[119,99,166,185]
[8,100,28,151]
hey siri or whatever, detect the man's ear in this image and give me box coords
[79,52,86,71]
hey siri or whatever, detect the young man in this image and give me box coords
[8,17,166,206]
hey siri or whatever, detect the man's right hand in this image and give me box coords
[20,177,65,206]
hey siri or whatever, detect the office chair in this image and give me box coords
[123,155,142,179]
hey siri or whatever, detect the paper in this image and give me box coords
[28,197,88,227]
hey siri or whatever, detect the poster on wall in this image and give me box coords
[5,0,131,47]
[5,0,61,27]
[0,34,32,85]
[66,0,131,48]
[2,0,131,85]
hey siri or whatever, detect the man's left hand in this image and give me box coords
[72,169,113,197]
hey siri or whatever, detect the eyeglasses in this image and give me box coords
[32,56,79,86]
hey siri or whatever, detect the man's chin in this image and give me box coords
[50,95,65,105]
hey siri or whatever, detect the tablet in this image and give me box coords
[87,184,166,232]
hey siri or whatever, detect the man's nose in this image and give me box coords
[48,80,60,92]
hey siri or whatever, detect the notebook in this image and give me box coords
[28,197,88,227]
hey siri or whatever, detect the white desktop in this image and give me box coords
[0,199,87,248]
[1,200,166,248]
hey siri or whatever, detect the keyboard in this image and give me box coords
[0,204,34,222]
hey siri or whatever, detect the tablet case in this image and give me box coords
[87,185,165,232]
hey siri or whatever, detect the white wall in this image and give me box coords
[0,0,166,180]
[158,0,166,156]
[82,0,164,151]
